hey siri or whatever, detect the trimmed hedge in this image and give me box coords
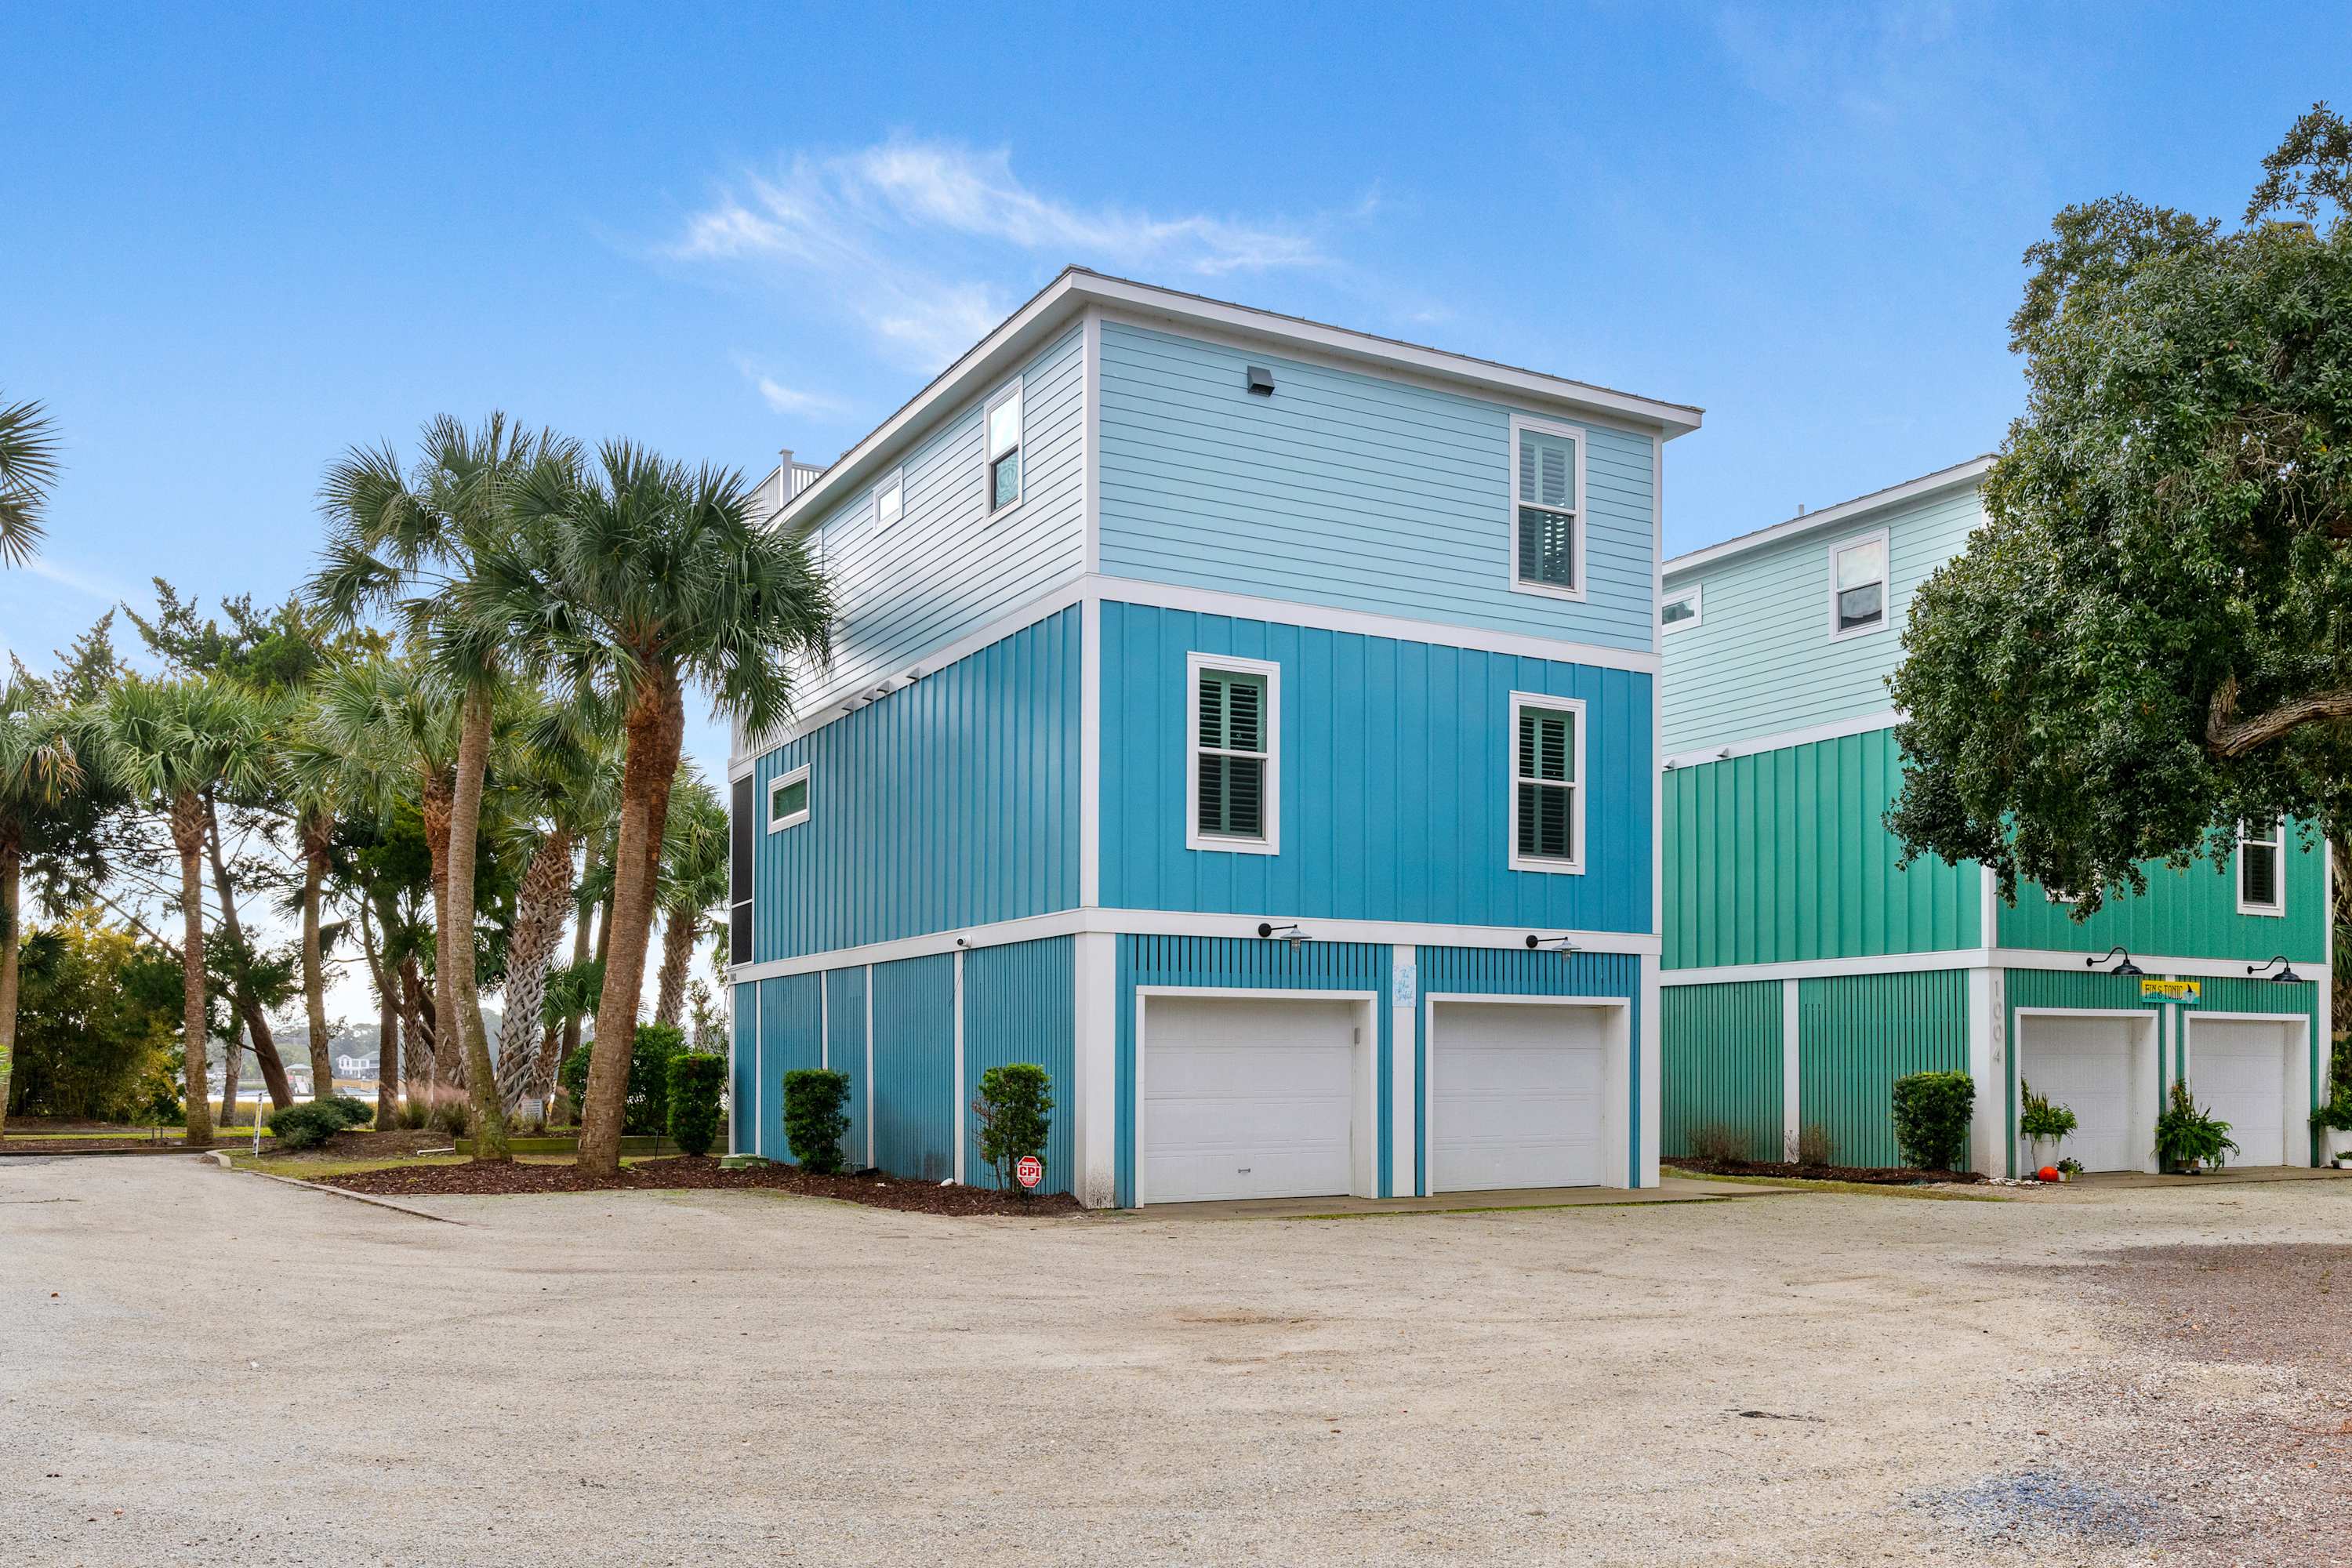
[1891,1070,1974,1172]
[783,1068,851,1174]
[266,1101,346,1152]
[318,1094,373,1129]
[974,1062,1054,1195]
[667,1051,727,1157]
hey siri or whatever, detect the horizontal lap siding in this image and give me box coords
[1413,947,1643,1194]
[1100,601,1651,932]
[1664,729,1978,967]
[1661,981,1783,1162]
[1797,970,1969,1169]
[1098,322,1657,652]
[1661,484,1982,755]
[825,968,869,1168]
[757,975,822,1163]
[753,325,1087,737]
[1114,937,1392,1208]
[962,937,1076,1194]
[2000,822,2328,964]
[870,954,956,1182]
[751,607,1080,960]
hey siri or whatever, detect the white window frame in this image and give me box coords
[1827,527,1891,642]
[1507,690,1586,875]
[767,764,811,834]
[1185,651,1280,856]
[872,466,904,532]
[1660,583,1702,634]
[983,378,1024,519]
[1505,414,1588,604]
[2238,818,2285,916]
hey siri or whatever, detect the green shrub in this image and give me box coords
[783,1069,851,1174]
[558,1024,684,1136]
[267,1101,346,1152]
[394,1097,431,1131]
[1796,1123,1836,1167]
[1680,1120,1749,1165]
[1890,1071,1974,1172]
[318,1094,373,1130]
[2311,1088,2352,1134]
[2156,1078,2238,1171]
[430,1098,472,1138]
[667,1051,726,1157]
[973,1062,1054,1195]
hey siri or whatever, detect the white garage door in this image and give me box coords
[2191,1019,2292,1167]
[2018,1015,2141,1172]
[1432,1002,1606,1192]
[1142,996,1358,1204]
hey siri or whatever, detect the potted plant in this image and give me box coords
[2154,1079,2238,1174]
[2312,1090,2352,1168]
[2019,1080,2079,1173]
[2056,1157,2084,1181]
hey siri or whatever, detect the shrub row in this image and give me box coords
[266,1093,375,1152]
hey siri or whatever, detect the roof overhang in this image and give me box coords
[1663,455,1996,579]
[773,267,1704,532]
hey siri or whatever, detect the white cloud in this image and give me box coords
[673,136,1334,372]
[746,372,843,418]
[24,555,134,605]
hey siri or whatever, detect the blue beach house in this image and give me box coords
[725,270,1700,1207]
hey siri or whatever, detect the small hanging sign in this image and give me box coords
[2140,978,2201,1003]
[1392,959,1417,1011]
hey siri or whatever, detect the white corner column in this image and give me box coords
[1639,952,1661,1187]
[1967,965,2002,1176]
[952,950,967,1185]
[1390,945,1417,1198]
[1073,931,1117,1208]
[1780,978,1801,1162]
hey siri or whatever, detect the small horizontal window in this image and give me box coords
[1661,586,1700,633]
[768,766,811,833]
[1829,532,1889,638]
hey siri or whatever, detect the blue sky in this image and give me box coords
[5,0,2348,798]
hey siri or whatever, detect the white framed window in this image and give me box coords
[1508,691,1585,874]
[767,764,811,833]
[1828,528,1889,640]
[1507,415,1586,602]
[1660,584,1701,633]
[1185,652,1279,855]
[873,467,903,531]
[2238,818,2284,916]
[984,379,1023,516]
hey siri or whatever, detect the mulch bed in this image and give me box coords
[327,1155,1085,1217]
[1668,1155,1987,1185]
[256,1128,453,1161]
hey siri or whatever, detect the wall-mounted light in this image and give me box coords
[2247,954,2303,983]
[1245,365,1275,397]
[1256,921,1309,946]
[2087,946,2143,978]
[1524,934,1581,953]
[954,937,970,949]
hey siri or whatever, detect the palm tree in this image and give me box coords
[652,771,728,1029]
[280,695,368,1102]
[0,673,83,1134]
[0,394,60,568]
[482,442,829,1174]
[95,678,273,1148]
[316,415,569,1160]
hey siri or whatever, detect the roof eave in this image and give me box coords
[1662,455,1997,579]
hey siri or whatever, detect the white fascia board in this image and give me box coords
[1661,947,2321,987]
[728,908,1661,984]
[1661,709,1902,771]
[1663,456,1994,580]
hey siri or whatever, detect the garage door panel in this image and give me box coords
[1143,998,1359,1204]
[2192,1022,2290,1168]
[1432,1003,1610,1192]
[2019,1018,2141,1173]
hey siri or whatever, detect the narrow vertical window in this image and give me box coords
[985,381,1023,514]
[1508,693,1584,873]
[2239,818,2284,915]
[1186,654,1280,854]
[1510,417,1583,597]
[874,469,902,530]
[729,773,753,962]
[1829,532,1889,637]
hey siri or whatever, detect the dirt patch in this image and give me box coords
[1668,1155,1986,1185]
[325,1154,1085,1216]
[252,1128,450,1162]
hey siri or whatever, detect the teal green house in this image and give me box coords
[1659,459,2332,1175]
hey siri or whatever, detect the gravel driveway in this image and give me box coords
[5,1157,2347,1566]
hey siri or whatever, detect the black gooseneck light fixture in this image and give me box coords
[2248,954,2303,983]
[1524,934,1581,954]
[2087,946,2144,977]
[1256,921,1310,948]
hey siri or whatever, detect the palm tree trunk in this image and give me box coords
[580,670,685,1174]
[420,770,463,1097]
[218,1022,242,1127]
[299,813,335,1101]
[173,791,213,1149]
[398,954,434,1105]
[205,796,294,1108]
[495,823,572,1112]
[361,893,399,1128]
[443,684,508,1159]
[0,839,21,1138]
[561,833,601,1073]
[654,906,696,1029]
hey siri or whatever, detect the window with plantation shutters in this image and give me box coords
[1186,654,1280,854]
[1508,693,1584,873]
[1509,416,1584,599]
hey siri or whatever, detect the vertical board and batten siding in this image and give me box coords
[1659,981,1784,1162]
[1096,321,1659,652]
[1099,601,1652,932]
[1661,482,1983,755]
[730,983,757,1155]
[961,936,1076,1193]
[1999,827,2328,964]
[750,608,1080,961]
[869,953,956,1182]
[1412,947,1644,1195]
[1113,937,1393,1207]
[1664,728,1979,968]
[755,974,822,1163]
[1795,970,1969,1170]
[756,324,1087,735]
[824,967,869,1167]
